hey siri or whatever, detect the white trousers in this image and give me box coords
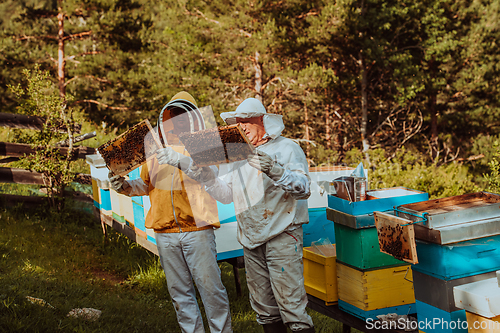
[156,229,232,333]
[243,226,314,331]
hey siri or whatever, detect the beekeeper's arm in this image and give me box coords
[155,147,221,187]
[247,150,311,200]
[108,171,149,196]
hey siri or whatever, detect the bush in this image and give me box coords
[344,147,479,199]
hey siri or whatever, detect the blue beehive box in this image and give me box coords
[327,187,428,217]
[415,300,467,333]
[99,189,112,214]
[338,300,415,322]
[133,201,146,233]
[303,207,335,247]
[412,236,500,280]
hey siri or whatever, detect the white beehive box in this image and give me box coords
[454,274,500,318]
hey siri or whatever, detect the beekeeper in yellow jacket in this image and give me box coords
[108,92,232,333]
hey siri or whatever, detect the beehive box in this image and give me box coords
[326,208,377,229]
[464,311,500,333]
[334,223,407,270]
[415,300,467,333]
[133,200,146,239]
[98,119,162,176]
[453,276,500,318]
[412,236,500,280]
[303,208,335,247]
[413,269,496,312]
[337,262,415,312]
[109,189,125,223]
[85,154,111,214]
[303,244,338,305]
[327,187,428,216]
[179,124,254,167]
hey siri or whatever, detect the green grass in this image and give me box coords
[0,204,348,332]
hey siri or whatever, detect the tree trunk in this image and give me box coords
[304,102,310,159]
[57,9,66,101]
[325,102,331,150]
[254,51,263,102]
[429,91,438,159]
[359,53,370,165]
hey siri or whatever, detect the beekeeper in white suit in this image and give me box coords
[204,98,315,333]
[108,91,232,333]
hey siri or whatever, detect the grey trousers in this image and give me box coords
[243,226,314,331]
[156,229,232,333]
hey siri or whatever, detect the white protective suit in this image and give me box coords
[205,98,314,331]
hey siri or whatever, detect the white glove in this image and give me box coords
[156,147,192,171]
[108,170,128,193]
[188,165,216,186]
[247,150,284,181]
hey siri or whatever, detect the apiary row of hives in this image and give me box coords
[87,152,356,261]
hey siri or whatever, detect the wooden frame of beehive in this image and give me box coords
[179,124,254,167]
[98,119,163,177]
[374,211,418,264]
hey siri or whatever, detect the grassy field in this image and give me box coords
[0,202,351,333]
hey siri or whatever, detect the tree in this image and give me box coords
[9,66,79,209]
[0,0,154,128]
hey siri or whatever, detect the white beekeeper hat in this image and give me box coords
[220,98,285,140]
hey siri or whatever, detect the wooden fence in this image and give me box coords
[0,112,95,206]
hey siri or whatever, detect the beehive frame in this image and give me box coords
[179,124,254,167]
[98,119,162,176]
[374,211,418,264]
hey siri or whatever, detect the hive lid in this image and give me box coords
[396,192,500,229]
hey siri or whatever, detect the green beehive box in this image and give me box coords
[334,223,406,270]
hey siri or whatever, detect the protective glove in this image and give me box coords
[108,170,128,193]
[156,147,192,171]
[247,150,285,181]
[189,165,216,186]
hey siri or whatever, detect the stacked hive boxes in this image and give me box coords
[391,192,500,333]
[326,187,428,320]
[86,154,112,216]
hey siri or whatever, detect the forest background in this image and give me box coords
[1,0,500,199]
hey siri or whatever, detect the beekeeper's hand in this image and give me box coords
[247,150,284,181]
[189,165,216,186]
[108,170,129,193]
[156,147,192,170]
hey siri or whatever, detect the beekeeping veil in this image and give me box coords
[145,91,220,228]
[220,98,285,140]
[158,91,205,145]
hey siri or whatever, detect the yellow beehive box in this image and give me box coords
[303,244,338,305]
[337,262,415,311]
[466,311,500,333]
[91,179,100,206]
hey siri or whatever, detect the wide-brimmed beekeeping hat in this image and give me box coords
[220,98,285,140]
